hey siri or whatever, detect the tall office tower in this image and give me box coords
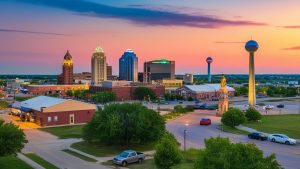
[144,59,175,83]
[206,57,213,83]
[217,74,229,116]
[91,46,107,84]
[245,40,259,106]
[119,49,138,82]
[58,50,73,85]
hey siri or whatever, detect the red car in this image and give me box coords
[200,118,211,125]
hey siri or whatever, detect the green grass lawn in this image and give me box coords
[220,124,249,135]
[0,155,33,169]
[102,149,199,169]
[244,114,300,139]
[24,153,59,169]
[39,125,83,139]
[71,141,155,157]
[163,112,187,120]
[62,149,97,162]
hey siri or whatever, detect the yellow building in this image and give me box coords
[158,79,183,88]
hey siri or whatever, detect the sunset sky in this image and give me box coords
[1,0,300,75]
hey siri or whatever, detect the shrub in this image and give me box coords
[184,105,194,112]
[221,108,246,127]
[245,107,262,121]
[154,133,182,169]
[187,97,194,101]
[173,105,186,113]
[133,87,156,101]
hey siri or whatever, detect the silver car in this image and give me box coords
[268,134,297,145]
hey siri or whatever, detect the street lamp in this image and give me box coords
[184,123,189,151]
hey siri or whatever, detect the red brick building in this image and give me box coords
[90,82,165,101]
[27,84,89,96]
[20,96,96,126]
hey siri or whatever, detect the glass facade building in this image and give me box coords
[119,49,138,82]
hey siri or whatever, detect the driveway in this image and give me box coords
[167,110,300,169]
[23,129,109,169]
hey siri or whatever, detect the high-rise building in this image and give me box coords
[144,59,175,83]
[183,73,194,84]
[217,74,229,116]
[245,40,259,106]
[91,46,107,84]
[58,50,73,85]
[119,49,138,82]
[206,57,213,83]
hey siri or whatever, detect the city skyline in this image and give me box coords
[1,0,300,74]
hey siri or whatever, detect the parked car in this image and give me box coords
[113,150,145,166]
[198,104,208,110]
[263,105,274,110]
[268,134,297,145]
[207,104,218,110]
[248,132,268,141]
[277,104,284,108]
[200,118,211,125]
[193,104,202,109]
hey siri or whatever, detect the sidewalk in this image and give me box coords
[18,153,45,169]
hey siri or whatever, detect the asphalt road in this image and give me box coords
[166,110,300,169]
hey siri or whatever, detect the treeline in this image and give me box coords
[234,86,298,97]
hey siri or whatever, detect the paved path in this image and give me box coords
[167,110,300,169]
[23,129,109,169]
[17,153,45,169]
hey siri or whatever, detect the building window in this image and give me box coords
[48,116,52,122]
[54,116,58,122]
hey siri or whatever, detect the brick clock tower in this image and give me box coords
[217,74,229,116]
[58,50,73,85]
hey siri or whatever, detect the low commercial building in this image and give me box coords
[90,81,165,101]
[27,84,89,95]
[183,74,194,84]
[157,79,183,88]
[176,84,235,101]
[20,96,96,126]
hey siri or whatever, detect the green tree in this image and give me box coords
[0,101,8,108]
[83,103,165,146]
[0,119,27,156]
[133,87,156,101]
[154,133,182,169]
[194,137,281,169]
[221,108,246,127]
[65,90,74,97]
[184,105,194,112]
[91,91,116,104]
[245,108,262,121]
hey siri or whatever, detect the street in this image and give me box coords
[167,110,300,169]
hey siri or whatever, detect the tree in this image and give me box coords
[0,92,4,99]
[65,90,74,97]
[0,101,8,108]
[91,91,116,104]
[221,108,246,127]
[154,133,182,169]
[194,137,281,169]
[0,119,27,156]
[133,87,156,101]
[245,108,262,121]
[83,103,165,146]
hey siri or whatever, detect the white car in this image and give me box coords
[268,134,297,145]
[263,105,274,110]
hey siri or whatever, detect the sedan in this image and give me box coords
[248,132,268,141]
[263,105,274,110]
[277,104,284,108]
[268,134,297,145]
[200,118,211,125]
